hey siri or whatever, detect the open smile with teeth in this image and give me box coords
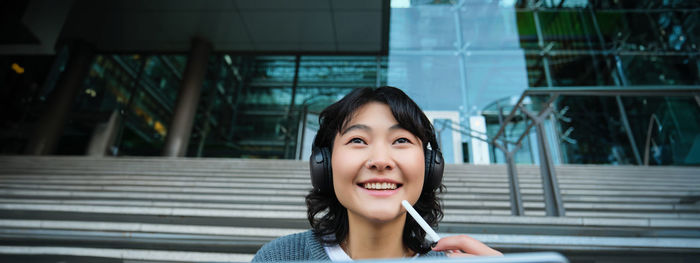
[361,182,400,190]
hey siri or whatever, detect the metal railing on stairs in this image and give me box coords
[491,86,700,217]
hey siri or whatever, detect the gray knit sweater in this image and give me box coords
[252,230,445,262]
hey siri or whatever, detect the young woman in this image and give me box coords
[252,87,501,261]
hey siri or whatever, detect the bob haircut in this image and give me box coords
[305,86,445,254]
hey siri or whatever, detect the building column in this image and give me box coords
[162,37,212,157]
[24,41,94,155]
[86,110,121,156]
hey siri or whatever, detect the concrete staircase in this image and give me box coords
[0,156,699,262]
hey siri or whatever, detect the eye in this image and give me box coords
[348,137,367,144]
[394,137,411,144]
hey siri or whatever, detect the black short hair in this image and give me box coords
[305,86,445,254]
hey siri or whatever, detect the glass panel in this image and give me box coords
[389,54,463,111]
[118,87,169,156]
[556,96,639,164]
[620,55,700,85]
[119,54,143,73]
[59,54,145,155]
[378,56,389,86]
[484,110,535,165]
[293,86,356,110]
[249,56,297,85]
[229,82,305,159]
[64,54,181,156]
[142,55,182,108]
[298,56,381,87]
[686,11,700,50]
[408,0,454,6]
[188,57,240,157]
[550,95,700,166]
[389,2,526,164]
[516,11,539,51]
[621,96,700,165]
[73,54,135,112]
[525,54,554,87]
[548,54,616,86]
[112,55,177,156]
[460,4,521,50]
[589,0,696,9]
[190,55,387,159]
[537,10,604,51]
[594,11,663,51]
[594,10,697,52]
[166,55,188,75]
[465,52,529,111]
[652,11,695,51]
[389,7,457,50]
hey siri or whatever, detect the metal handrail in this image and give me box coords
[491,86,700,217]
[494,86,700,147]
[643,114,663,166]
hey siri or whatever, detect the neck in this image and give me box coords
[342,210,414,259]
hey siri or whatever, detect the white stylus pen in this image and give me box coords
[401,200,441,243]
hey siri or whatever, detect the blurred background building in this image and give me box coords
[0,0,699,262]
[2,0,698,165]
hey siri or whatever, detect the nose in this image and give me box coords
[365,146,395,171]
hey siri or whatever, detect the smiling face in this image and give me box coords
[331,101,425,223]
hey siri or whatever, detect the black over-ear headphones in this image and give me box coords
[310,145,444,195]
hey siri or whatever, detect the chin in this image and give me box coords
[362,206,403,223]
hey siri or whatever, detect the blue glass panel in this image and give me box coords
[389,7,457,50]
[388,54,462,111]
[459,3,522,50]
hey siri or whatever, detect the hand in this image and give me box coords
[431,235,503,257]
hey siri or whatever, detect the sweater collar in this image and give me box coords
[305,230,445,260]
[306,230,332,260]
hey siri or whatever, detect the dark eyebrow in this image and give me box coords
[341,124,370,135]
[389,124,403,131]
[340,124,403,135]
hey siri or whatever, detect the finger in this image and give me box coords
[447,251,475,258]
[432,235,502,256]
[432,235,489,253]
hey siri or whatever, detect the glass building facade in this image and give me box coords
[1,53,387,159]
[1,0,698,165]
[388,0,699,166]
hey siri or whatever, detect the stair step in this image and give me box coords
[1,155,699,260]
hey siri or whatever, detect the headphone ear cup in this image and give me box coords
[310,147,333,194]
[424,149,444,191]
[432,150,444,189]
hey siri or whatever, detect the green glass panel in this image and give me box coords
[516,11,538,50]
[538,10,602,51]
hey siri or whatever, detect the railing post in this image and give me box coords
[535,118,565,217]
[522,105,565,217]
[506,151,524,216]
[493,88,699,217]
[494,142,524,216]
[615,95,643,165]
